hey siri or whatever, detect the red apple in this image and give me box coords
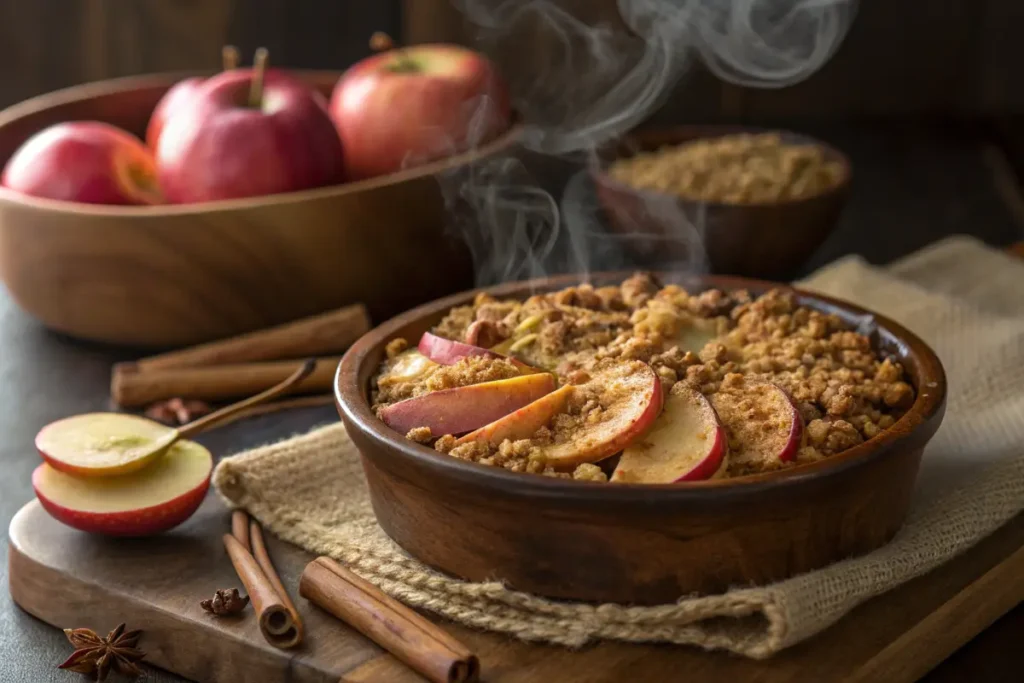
[146,46,241,150]
[33,439,212,536]
[157,66,344,203]
[709,381,804,470]
[381,372,555,436]
[330,43,511,180]
[1,122,161,205]
[146,77,204,151]
[611,385,728,484]
[541,361,663,468]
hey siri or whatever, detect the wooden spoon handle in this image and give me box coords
[175,358,317,439]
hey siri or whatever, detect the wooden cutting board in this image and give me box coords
[9,496,1024,683]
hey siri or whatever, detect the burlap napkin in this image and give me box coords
[213,236,1024,658]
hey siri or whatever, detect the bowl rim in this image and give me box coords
[0,69,524,217]
[589,124,853,210]
[335,271,947,503]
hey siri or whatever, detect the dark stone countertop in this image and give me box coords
[1,125,1021,681]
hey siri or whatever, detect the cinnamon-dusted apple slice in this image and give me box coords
[611,385,728,483]
[709,380,804,471]
[541,361,663,468]
[381,372,556,436]
[456,385,574,446]
[418,331,541,375]
[33,439,212,536]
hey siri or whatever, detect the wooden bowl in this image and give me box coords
[591,126,851,280]
[0,72,521,347]
[335,273,946,605]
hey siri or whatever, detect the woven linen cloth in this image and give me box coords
[213,235,1024,658]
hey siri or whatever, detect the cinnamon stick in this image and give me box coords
[231,510,251,552]
[130,303,369,371]
[300,556,479,683]
[223,534,302,649]
[111,357,341,407]
[250,520,304,643]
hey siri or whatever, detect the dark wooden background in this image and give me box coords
[2,0,1022,119]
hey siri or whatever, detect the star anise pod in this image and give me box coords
[59,623,145,681]
[200,588,250,616]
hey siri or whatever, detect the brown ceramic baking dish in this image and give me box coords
[335,273,946,605]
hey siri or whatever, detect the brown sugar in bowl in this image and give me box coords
[0,72,522,347]
[335,272,946,605]
[591,126,851,281]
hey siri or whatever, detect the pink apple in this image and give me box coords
[157,67,344,203]
[611,385,728,483]
[330,43,511,180]
[32,439,212,536]
[146,46,241,150]
[1,122,161,205]
[146,77,204,151]
[418,331,497,365]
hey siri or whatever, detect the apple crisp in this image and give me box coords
[372,272,915,484]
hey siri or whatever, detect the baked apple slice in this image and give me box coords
[418,331,540,375]
[709,380,804,470]
[380,372,556,436]
[541,361,663,468]
[456,385,575,446]
[673,315,725,355]
[611,386,728,483]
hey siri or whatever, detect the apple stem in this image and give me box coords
[175,359,316,439]
[222,45,239,71]
[249,47,269,108]
[370,31,419,73]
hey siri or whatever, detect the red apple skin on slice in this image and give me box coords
[611,386,728,484]
[418,331,496,365]
[541,361,663,468]
[456,385,575,446]
[36,412,177,477]
[32,440,212,536]
[709,381,804,471]
[381,372,556,436]
[418,331,542,376]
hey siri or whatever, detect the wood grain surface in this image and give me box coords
[9,499,1023,683]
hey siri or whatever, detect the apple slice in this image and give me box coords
[381,372,556,436]
[418,331,496,365]
[541,361,663,468]
[379,349,438,385]
[33,439,212,536]
[673,315,723,354]
[611,386,728,483]
[36,412,179,477]
[419,331,541,376]
[708,381,804,470]
[456,384,575,446]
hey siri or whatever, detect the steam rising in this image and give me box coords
[439,0,858,284]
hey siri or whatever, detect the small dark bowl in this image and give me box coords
[336,273,945,605]
[591,126,851,280]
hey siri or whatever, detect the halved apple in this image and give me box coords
[611,385,728,483]
[541,361,663,468]
[33,439,212,536]
[381,372,556,436]
[456,384,575,446]
[35,412,178,477]
[709,381,804,470]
